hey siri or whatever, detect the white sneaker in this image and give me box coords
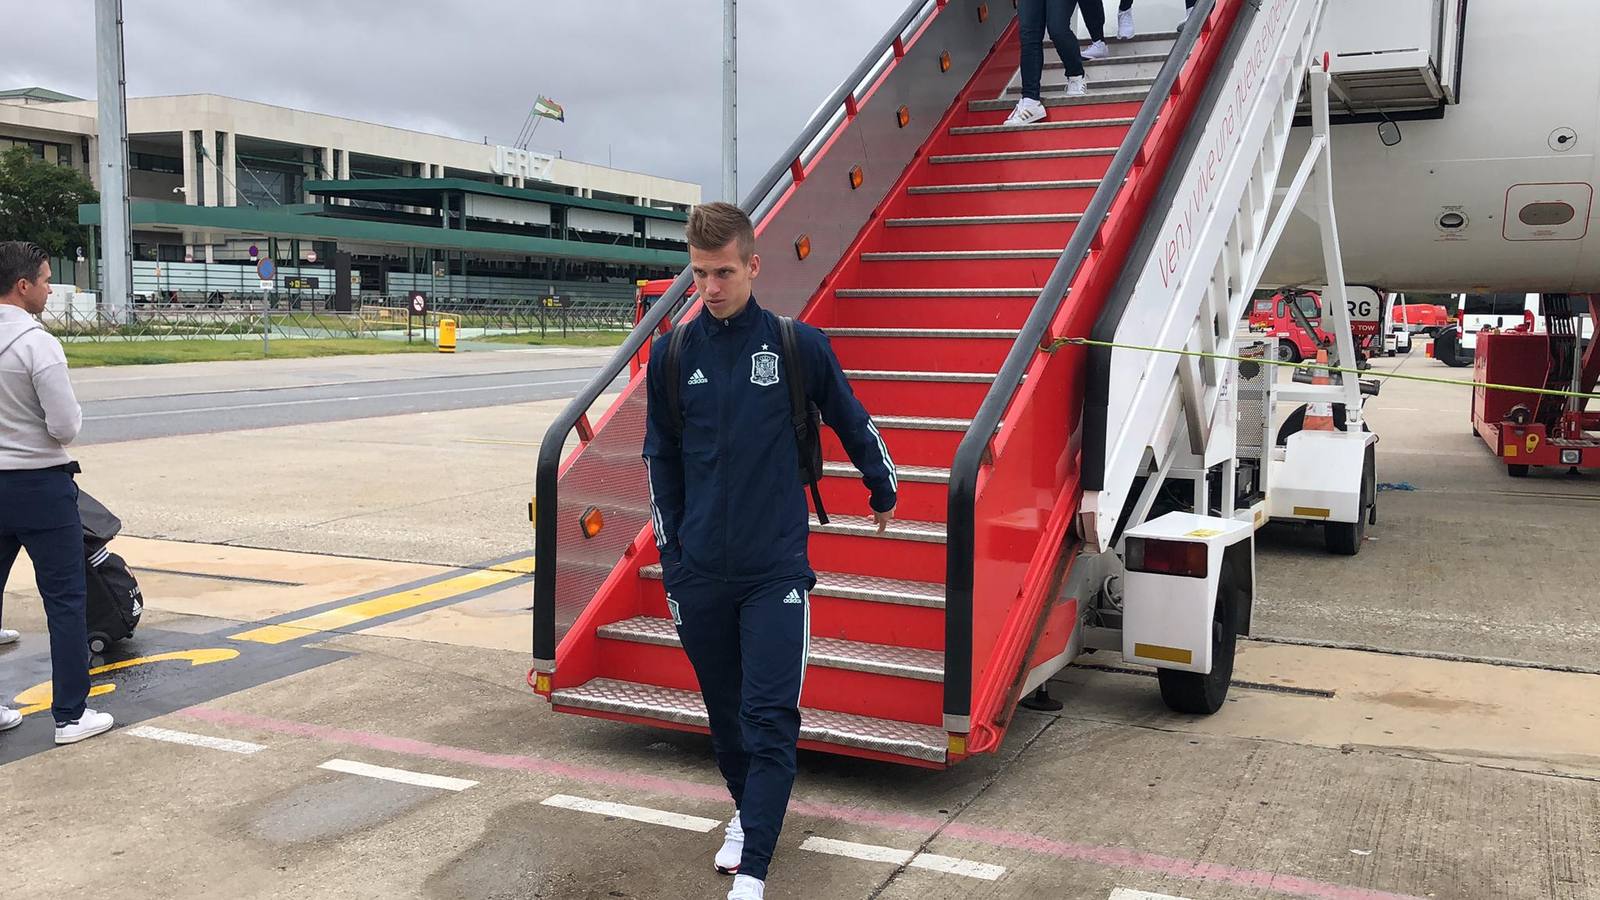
[0,628,19,645]
[1118,9,1135,39]
[727,874,764,900]
[54,708,114,745]
[1003,97,1047,126]
[0,707,20,732]
[1081,40,1109,60]
[1065,75,1089,97]
[715,810,744,874]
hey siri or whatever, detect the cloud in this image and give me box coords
[9,0,911,201]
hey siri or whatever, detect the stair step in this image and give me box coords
[949,116,1134,135]
[836,287,1041,298]
[908,179,1099,195]
[874,414,972,432]
[598,616,945,682]
[1050,30,1181,49]
[823,460,950,484]
[859,249,1060,261]
[551,678,946,763]
[641,564,945,609]
[844,369,996,383]
[824,327,1020,339]
[886,213,1083,227]
[1078,51,1170,67]
[929,148,1117,164]
[969,89,1150,112]
[811,513,947,544]
[1007,76,1156,94]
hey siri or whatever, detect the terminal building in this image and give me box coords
[0,87,700,306]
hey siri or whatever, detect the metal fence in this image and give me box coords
[41,295,634,343]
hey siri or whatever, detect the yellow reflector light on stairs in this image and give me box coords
[795,234,812,260]
[849,166,864,190]
[939,50,951,73]
[977,3,989,23]
[896,105,910,128]
[580,506,604,539]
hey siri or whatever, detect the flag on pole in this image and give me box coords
[533,96,565,122]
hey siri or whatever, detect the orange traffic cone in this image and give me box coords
[1304,347,1336,431]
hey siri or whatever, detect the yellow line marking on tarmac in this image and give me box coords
[230,556,534,645]
[14,648,239,716]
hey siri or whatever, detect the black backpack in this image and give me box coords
[664,315,829,525]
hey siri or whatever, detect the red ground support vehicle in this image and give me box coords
[1472,294,1600,477]
[1390,302,1451,335]
[628,279,684,377]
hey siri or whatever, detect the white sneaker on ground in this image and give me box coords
[54,708,114,745]
[1065,75,1089,97]
[0,706,20,732]
[715,810,744,874]
[1003,97,1047,126]
[0,628,19,645]
[1081,40,1109,60]
[1118,9,1135,39]
[727,874,764,900]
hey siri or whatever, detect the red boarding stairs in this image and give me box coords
[532,0,1249,767]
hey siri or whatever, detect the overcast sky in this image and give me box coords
[6,0,919,202]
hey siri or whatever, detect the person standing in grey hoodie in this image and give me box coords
[0,241,113,744]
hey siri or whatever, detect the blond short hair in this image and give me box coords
[686,202,755,262]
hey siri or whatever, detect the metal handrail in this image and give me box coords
[943,0,1241,729]
[533,0,951,667]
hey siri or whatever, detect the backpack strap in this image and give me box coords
[779,316,829,525]
[663,322,690,440]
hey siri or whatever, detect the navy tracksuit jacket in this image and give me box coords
[642,296,896,881]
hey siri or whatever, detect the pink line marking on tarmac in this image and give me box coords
[177,705,1423,900]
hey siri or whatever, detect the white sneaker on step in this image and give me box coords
[1118,9,1135,39]
[0,706,20,732]
[54,708,114,745]
[727,874,764,900]
[0,628,19,645]
[1081,40,1109,60]
[1065,75,1089,97]
[1003,97,1047,126]
[715,810,744,874]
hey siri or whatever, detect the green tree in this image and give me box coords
[0,146,99,256]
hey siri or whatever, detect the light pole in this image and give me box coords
[94,0,132,323]
[722,0,737,204]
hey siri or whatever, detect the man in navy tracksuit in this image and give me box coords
[643,203,896,900]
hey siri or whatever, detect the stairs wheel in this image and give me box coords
[1156,574,1240,715]
[1324,446,1375,556]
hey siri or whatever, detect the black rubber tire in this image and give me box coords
[1157,574,1240,715]
[1507,464,1530,478]
[88,634,109,655]
[1324,448,1375,556]
[1276,341,1301,364]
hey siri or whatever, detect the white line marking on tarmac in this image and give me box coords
[799,836,1005,881]
[126,725,266,755]
[84,379,593,421]
[318,758,478,791]
[540,794,720,832]
[1109,889,1193,900]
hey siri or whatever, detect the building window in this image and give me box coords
[131,151,181,174]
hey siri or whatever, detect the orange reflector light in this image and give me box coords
[977,3,988,22]
[535,673,551,693]
[849,166,864,190]
[939,50,952,72]
[1125,537,1207,578]
[947,733,968,757]
[795,234,811,260]
[897,105,910,128]
[580,506,604,539]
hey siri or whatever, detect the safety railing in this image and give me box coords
[943,0,1255,747]
[533,0,1009,671]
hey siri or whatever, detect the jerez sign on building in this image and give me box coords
[492,146,556,181]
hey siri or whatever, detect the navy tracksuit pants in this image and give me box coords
[0,468,91,725]
[663,565,811,882]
